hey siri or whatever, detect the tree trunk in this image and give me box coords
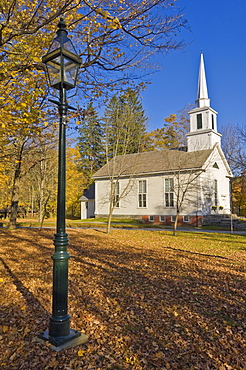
[173,209,179,236]
[39,178,44,224]
[107,200,115,234]
[9,168,21,229]
[31,185,34,217]
[9,141,25,229]
[107,211,112,234]
[40,194,50,229]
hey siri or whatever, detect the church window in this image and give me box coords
[138,180,147,208]
[214,179,218,206]
[212,114,214,130]
[165,178,174,207]
[197,113,202,129]
[213,162,219,169]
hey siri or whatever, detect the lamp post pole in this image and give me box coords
[37,18,87,350]
[48,85,71,342]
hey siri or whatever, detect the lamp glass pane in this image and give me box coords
[64,57,78,86]
[63,38,77,54]
[47,57,61,88]
[49,39,61,53]
[49,36,77,55]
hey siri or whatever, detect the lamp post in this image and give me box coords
[38,18,87,350]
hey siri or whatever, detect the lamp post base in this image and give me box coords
[36,329,88,352]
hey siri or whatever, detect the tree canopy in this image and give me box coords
[0,1,187,105]
[145,105,191,150]
[77,102,105,185]
[0,0,188,225]
[104,88,148,158]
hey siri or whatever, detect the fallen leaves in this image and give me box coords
[0,228,245,369]
[2,326,8,334]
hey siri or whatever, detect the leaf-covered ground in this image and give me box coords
[0,228,245,369]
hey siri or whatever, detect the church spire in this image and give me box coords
[196,53,210,108]
[187,53,221,152]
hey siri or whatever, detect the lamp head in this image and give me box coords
[42,18,82,90]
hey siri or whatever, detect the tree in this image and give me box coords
[0,0,187,226]
[104,88,147,158]
[0,147,12,212]
[171,168,202,236]
[96,153,139,234]
[231,175,246,216]
[221,123,246,217]
[8,138,27,228]
[0,95,57,228]
[0,1,187,105]
[0,1,187,148]
[29,140,58,228]
[77,102,105,186]
[160,146,220,236]
[0,134,85,226]
[66,147,87,218]
[145,105,191,150]
[102,89,148,232]
[162,149,203,236]
[0,24,55,228]
[221,123,246,175]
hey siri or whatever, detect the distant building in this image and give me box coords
[80,54,232,225]
[79,183,95,219]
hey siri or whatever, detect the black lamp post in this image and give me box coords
[38,18,87,350]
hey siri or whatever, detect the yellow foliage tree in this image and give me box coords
[232,176,246,217]
[0,1,187,226]
[0,0,187,105]
[145,106,191,150]
[66,147,86,218]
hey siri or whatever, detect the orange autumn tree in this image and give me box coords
[231,175,246,217]
[145,106,191,150]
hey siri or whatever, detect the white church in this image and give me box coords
[81,54,232,226]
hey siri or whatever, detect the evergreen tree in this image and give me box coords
[77,103,105,185]
[102,89,147,233]
[104,89,147,158]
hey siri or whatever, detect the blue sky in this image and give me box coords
[141,0,246,132]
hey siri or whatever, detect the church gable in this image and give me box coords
[203,144,232,177]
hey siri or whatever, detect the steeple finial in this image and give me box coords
[196,53,210,108]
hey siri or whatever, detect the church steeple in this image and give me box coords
[196,53,210,108]
[187,53,221,152]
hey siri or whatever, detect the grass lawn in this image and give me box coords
[0,228,245,369]
[0,217,237,231]
[0,217,151,229]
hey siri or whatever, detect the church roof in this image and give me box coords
[79,183,95,200]
[93,148,213,179]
